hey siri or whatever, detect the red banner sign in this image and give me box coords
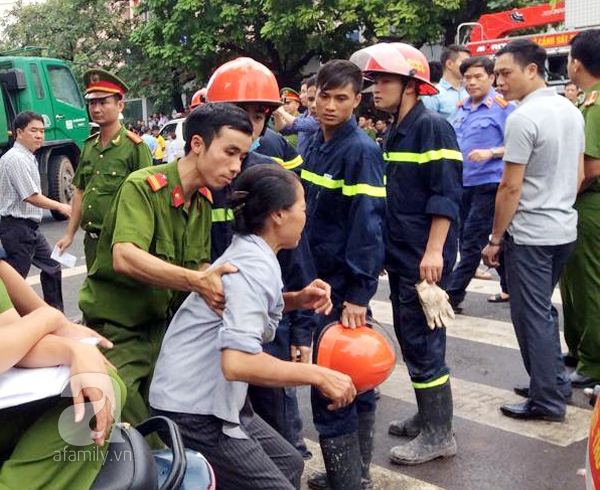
[468,31,579,57]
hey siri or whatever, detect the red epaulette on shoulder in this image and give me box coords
[199,187,213,204]
[457,97,468,108]
[146,173,168,192]
[494,95,509,108]
[126,130,144,145]
[585,91,598,107]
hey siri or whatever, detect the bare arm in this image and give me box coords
[489,162,526,243]
[113,242,237,314]
[420,216,451,284]
[0,260,45,314]
[221,349,356,410]
[18,335,116,446]
[482,162,526,267]
[272,107,296,132]
[0,306,63,373]
[57,188,84,252]
[25,193,71,218]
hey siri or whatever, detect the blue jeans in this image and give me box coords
[504,234,574,416]
[448,184,498,305]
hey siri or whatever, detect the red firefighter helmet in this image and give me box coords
[206,57,281,106]
[316,320,396,393]
[190,87,207,110]
[351,42,438,96]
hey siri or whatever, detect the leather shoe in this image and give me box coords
[563,353,579,368]
[570,370,600,388]
[513,385,572,401]
[500,400,564,422]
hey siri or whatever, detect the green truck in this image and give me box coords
[0,54,89,220]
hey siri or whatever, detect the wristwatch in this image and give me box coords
[490,147,502,159]
[488,239,502,247]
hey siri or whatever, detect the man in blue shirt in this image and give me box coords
[274,75,320,158]
[422,45,471,120]
[447,57,515,311]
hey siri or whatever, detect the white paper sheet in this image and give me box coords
[51,245,77,268]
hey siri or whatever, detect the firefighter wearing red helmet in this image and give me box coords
[189,87,207,111]
[205,56,317,464]
[351,43,463,465]
[206,57,302,171]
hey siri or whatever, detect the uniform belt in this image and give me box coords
[0,216,39,229]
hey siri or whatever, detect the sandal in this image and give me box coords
[488,293,509,303]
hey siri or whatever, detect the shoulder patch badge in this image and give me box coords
[146,173,168,192]
[126,130,144,145]
[494,95,509,108]
[585,91,598,107]
[172,186,185,208]
[199,187,213,204]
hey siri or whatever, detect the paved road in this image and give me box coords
[31,216,590,490]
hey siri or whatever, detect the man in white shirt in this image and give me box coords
[0,111,71,310]
[482,40,585,422]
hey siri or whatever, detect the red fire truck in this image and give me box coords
[457,0,600,86]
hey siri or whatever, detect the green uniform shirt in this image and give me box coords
[581,82,600,194]
[79,161,212,328]
[73,125,153,233]
[0,277,13,314]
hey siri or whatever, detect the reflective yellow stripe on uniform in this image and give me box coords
[300,169,386,198]
[211,208,234,223]
[412,374,450,390]
[384,149,463,165]
[271,155,303,170]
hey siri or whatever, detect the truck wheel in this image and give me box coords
[48,154,75,221]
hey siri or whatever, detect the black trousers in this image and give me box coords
[0,217,63,311]
[151,401,304,490]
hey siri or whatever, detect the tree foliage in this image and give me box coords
[0,0,548,108]
[0,0,134,85]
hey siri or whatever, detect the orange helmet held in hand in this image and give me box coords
[316,320,396,393]
[206,57,281,106]
[190,87,207,110]
[351,42,438,96]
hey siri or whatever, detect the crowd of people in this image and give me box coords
[0,28,598,490]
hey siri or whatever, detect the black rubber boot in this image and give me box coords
[389,380,457,465]
[388,412,422,438]
[358,411,376,489]
[307,433,362,490]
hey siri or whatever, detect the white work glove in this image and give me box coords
[416,280,455,329]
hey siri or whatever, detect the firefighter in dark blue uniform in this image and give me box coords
[205,57,316,461]
[303,60,385,490]
[256,127,303,172]
[353,42,463,466]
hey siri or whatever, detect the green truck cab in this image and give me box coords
[0,55,88,220]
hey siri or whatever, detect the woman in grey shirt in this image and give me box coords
[150,164,356,490]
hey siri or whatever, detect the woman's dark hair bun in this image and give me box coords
[228,164,300,235]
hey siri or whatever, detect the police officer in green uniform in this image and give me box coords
[57,69,152,269]
[560,30,600,387]
[78,103,253,428]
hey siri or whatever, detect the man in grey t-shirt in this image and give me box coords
[482,40,585,422]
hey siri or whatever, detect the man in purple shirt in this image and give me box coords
[446,57,515,312]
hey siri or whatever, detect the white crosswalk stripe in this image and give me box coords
[380,365,589,447]
[370,299,569,352]
[378,274,564,305]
